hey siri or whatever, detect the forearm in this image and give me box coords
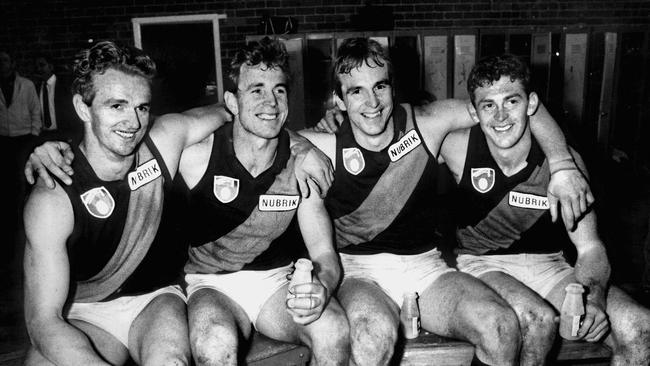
[575,247,610,307]
[29,317,110,365]
[313,256,341,299]
[529,103,576,171]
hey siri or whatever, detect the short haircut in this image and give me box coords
[467,54,531,104]
[34,53,53,65]
[71,40,156,105]
[228,37,289,92]
[333,38,392,98]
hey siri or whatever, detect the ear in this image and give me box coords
[73,94,91,123]
[527,92,539,116]
[468,102,480,124]
[224,91,239,116]
[334,93,347,112]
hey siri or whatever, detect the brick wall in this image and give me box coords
[1,0,649,79]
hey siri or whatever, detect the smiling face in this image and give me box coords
[470,75,538,151]
[226,63,288,140]
[335,59,394,147]
[75,68,151,159]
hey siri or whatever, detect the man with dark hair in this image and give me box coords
[34,53,80,140]
[181,37,348,366]
[440,53,650,365]
[302,38,593,366]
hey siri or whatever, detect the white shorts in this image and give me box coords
[457,252,574,298]
[185,263,293,326]
[340,248,455,307]
[66,285,186,347]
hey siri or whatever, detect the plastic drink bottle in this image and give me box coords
[400,292,421,339]
[288,258,313,299]
[559,283,585,340]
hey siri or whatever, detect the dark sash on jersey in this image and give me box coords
[74,143,164,302]
[456,159,550,255]
[186,155,298,274]
[333,106,429,247]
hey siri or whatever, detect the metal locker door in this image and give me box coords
[423,35,448,101]
[453,34,476,99]
[279,37,306,131]
[531,33,552,103]
[563,33,588,127]
[597,32,618,153]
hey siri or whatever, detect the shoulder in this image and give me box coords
[24,180,74,243]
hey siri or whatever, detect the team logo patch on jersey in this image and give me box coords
[388,129,421,162]
[258,194,300,212]
[80,186,115,219]
[509,191,549,210]
[128,158,162,191]
[471,168,495,193]
[213,176,239,203]
[343,147,365,175]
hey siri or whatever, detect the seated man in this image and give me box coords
[23,40,334,366]
[180,38,348,366]
[300,38,592,366]
[440,54,650,365]
[25,38,349,366]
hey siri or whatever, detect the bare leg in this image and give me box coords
[187,288,251,366]
[480,271,557,366]
[336,278,399,366]
[69,319,130,365]
[129,293,191,366]
[419,271,521,366]
[546,276,650,365]
[256,284,350,366]
[24,347,57,366]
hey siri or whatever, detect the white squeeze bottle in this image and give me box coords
[288,258,313,299]
[400,292,421,339]
[559,283,585,340]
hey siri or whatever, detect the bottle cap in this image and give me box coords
[565,283,585,294]
[295,258,313,271]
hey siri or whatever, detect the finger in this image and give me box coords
[548,195,558,223]
[585,190,595,206]
[579,192,587,216]
[24,160,35,185]
[584,321,609,342]
[571,195,582,224]
[562,202,575,231]
[291,313,319,326]
[298,176,309,199]
[37,166,56,189]
[578,314,595,338]
[287,296,322,310]
[335,111,344,124]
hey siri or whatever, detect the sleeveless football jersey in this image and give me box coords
[326,104,441,255]
[184,124,305,274]
[61,136,187,299]
[455,125,570,255]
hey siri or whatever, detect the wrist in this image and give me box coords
[549,156,577,175]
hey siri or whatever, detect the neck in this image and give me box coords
[80,138,136,181]
[232,120,279,177]
[353,118,395,152]
[487,129,532,177]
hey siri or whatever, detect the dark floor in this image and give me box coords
[1,156,649,365]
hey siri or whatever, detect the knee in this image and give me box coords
[190,323,238,366]
[611,308,650,357]
[142,352,190,366]
[24,346,55,366]
[518,305,557,340]
[308,307,351,363]
[348,312,397,366]
[473,304,521,356]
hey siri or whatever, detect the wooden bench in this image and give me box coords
[245,331,612,366]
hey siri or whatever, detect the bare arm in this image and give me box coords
[149,104,232,178]
[288,130,334,198]
[288,190,340,325]
[566,210,611,342]
[24,182,110,365]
